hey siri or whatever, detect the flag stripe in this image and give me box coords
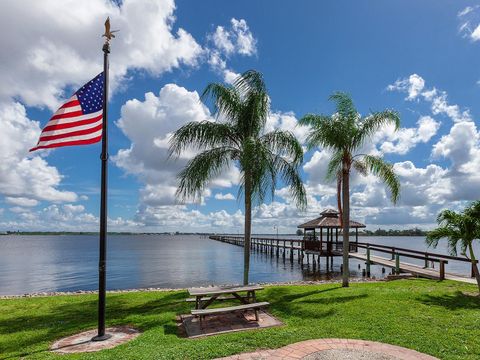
[43,110,103,128]
[30,135,103,151]
[59,98,80,109]
[42,113,103,132]
[31,129,103,150]
[39,122,103,142]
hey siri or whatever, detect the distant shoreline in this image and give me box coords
[0,231,428,236]
[0,278,381,299]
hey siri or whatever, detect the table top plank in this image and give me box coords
[188,285,264,296]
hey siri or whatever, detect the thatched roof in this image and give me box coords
[298,208,366,229]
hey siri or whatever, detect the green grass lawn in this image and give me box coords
[1,279,479,359]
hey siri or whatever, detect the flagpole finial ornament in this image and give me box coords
[102,17,118,48]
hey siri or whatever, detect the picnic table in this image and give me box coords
[187,285,269,324]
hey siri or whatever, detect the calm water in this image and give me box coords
[0,234,476,295]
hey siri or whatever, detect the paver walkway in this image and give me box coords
[215,339,438,360]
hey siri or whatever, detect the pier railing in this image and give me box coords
[353,241,478,279]
[209,235,478,280]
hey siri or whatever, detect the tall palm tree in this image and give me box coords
[299,92,401,287]
[426,201,480,292]
[169,70,307,285]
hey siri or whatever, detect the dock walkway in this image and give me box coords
[349,252,476,284]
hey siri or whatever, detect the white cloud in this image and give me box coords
[458,6,478,17]
[0,0,203,110]
[266,111,310,144]
[207,18,257,83]
[214,193,235,200]
[471,24,480,41]
[377,115,440,155]
[210,18,257,57]
[113,83,242,228]
[5,197,39,207]
[456,5,480,41]
[387,74,425,101]
[0,101,77,203]
[388,74,472,123]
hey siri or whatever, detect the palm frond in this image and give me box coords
[201,83,242,122]
[233,69,267,95]
[363,155,400,204]
[426,227,458,254]
[168,121,239,157]
[353,110,400,149]
[352,159,368,177]
[176,147,235,201]
[329,92,356,121]
[273,156,307,210]
[326,151,343,182]
[260,130,304,164]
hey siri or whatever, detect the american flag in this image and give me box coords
[30,73,104,151]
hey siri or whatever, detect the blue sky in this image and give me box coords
[1,0,480,233]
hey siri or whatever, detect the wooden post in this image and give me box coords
[366,245,371,277]
[472,262,476,278]
[290,241,294,262]
[395,253,400,275]
[439,260,445,280]
[355,228,358,252]
[320,228,323,253]
[424,254,428,268]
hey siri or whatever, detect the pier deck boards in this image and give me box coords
[349,252,476,284]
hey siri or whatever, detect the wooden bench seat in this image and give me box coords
[185,295,238,302]
[191,301,269,324]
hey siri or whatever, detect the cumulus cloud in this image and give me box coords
[377,116,440,155]
[0,0,203,109]
[0,101,77,203]
[113,83,242,225]
[0,203,141,232]
[207,18,257,83]
[210,18,257,57]
[388,74,472,123]
[387,74,425,101]
[215,193,236,200]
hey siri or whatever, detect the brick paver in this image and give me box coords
[50,326,140,353]
[215,339,438,360]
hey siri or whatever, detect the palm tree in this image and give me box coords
[169,70,307,285]
[426,201,480,292]
[299,92,401,287]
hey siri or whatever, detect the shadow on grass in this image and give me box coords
[0,291,188,359]
[262,286,362,320]
[419,291,480,310]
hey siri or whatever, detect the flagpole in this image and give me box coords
[92,21,111,342]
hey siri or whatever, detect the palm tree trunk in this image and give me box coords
[341,164,350,288]
[337,176,342,227]
[243,172,252,286]
[468,243,480,293]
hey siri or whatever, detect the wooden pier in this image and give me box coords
[208,235,477,284]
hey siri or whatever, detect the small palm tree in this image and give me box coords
[169,70,307,285]
[426,201,480,292]
[299,92,401,287]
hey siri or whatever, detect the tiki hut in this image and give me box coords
[298,209,365,255]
